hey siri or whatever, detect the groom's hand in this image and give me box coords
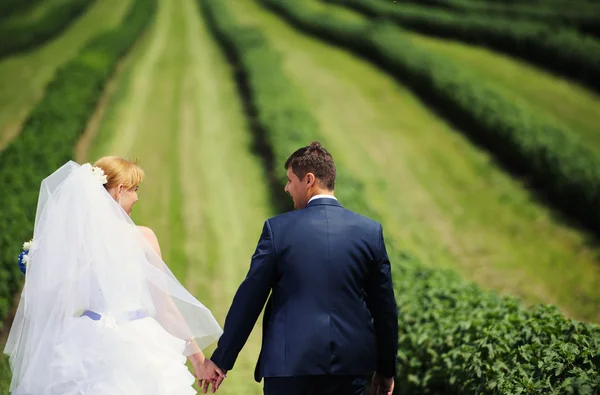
[203,363,227,394]
[371,372,394,395]
[194,358,226,393]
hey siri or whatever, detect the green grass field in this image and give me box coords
[405,33,600,150]
[2,0,600,392]
[0,0,131,150]
[83,0,271,392]
[228,0,600,323]
[1,0,74,30]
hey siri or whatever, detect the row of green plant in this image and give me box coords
[262,0,600,240]
[0,0,94,59]
[455,0,596,5]
[389,0,600,36]
[443,0,600,17]
[0,0,156,328]
[200,0,600,393]
[324,0,600,94]
[0,0,41,22]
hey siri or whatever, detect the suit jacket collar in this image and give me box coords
[305,197,341,208]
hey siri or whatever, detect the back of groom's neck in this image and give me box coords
[309,189,335,199]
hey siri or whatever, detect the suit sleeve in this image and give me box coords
[365,224,399,378]
[210,220,276,370]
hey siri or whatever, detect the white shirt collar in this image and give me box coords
[308,194,338,204]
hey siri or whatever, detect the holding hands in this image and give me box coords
[189,353,227,393]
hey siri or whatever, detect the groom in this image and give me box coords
[209,142,398,395]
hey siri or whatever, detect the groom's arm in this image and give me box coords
[365,224,399,379]
[211,220,276,371]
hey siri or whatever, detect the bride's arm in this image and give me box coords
[137,226,203,356]
[137,226,225,387]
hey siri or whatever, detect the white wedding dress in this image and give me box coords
[4,161,223,395]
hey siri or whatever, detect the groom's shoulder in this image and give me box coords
[265,209,304,224]
[262,208,315,231]
[341,207,382,229]
[265,206,381,229]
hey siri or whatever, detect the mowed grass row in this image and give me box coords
[393,0,600,36]
[0,0,42,22]
[278,3,600,151]
[0,0,94,59]
[400,32,600,150]
[82,0,271,392]
[259,0,600,285]
[236,0,600,322]
[326,0,600,94]
[200,1,600,392]
[322,7,600,190]
[0,0,132,150]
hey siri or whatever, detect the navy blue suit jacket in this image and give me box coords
[210,198,398,382]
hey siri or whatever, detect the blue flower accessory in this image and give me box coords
[18,240,33,274]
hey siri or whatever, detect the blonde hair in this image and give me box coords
[93,156,145,190]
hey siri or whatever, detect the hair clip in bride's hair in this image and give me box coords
[81,163,108,185]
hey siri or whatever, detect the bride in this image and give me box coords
[4,157,224,394]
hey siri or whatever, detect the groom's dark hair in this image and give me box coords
[284,141,336,190]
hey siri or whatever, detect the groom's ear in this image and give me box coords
[306,173,315,185]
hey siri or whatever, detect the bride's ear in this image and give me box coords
[116,184,124,200]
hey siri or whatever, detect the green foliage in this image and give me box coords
[0,0,156,329]
[470,0,595,5]
[203,0,600,392]
[261,0,600,247]
[390,0,600,36]
[198,0,319,212]
[200,0,376,261]
[392,252,600,393]
[0,0,95,59]
[0,0,41,22]
[200,0,372,214]
[0,354,10,394]
[325,0,600,94]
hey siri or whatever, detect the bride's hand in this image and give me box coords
[191,356,226,393]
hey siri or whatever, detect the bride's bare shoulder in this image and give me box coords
[137,225,156,239]
[137,225,162,256]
